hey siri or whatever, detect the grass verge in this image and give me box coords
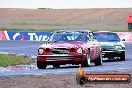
[0,54,34,67]
[1,28,132,32]
[0,28,59,32]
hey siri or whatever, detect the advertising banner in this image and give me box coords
[1,31,52,41]
[0,31,2,40]
[0,31,132,42]
[117,32,132,42]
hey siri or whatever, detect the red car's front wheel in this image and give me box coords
[94,51,102,66]
[37,59,47,69]
[81,53,91,67]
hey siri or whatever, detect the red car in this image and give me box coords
[37,30,102,69]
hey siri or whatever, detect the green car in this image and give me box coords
[94,31,125,61]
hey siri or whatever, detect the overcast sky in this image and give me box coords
[0,0,132,9]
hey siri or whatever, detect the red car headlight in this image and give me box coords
[38,48,44,54]
[77,48,83,54]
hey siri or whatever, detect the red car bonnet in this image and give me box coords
[39,41,86,49]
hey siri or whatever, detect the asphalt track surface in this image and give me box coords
[0,41,132,77]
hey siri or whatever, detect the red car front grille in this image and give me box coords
[52,48,69,54]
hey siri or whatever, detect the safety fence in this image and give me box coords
[0,31,132,42]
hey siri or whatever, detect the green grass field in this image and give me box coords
[0,54,33,67]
